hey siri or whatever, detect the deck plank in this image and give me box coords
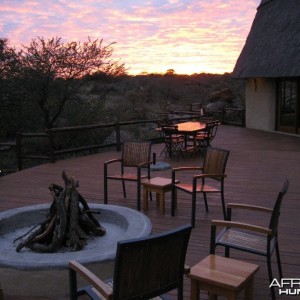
[1,125,300,299]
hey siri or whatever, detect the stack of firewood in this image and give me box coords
[15,171,106,253]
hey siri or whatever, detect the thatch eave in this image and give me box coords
[232,0,300,79]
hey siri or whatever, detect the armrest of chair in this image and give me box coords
[137,161,152,181]
[138,160,152,168]
[172,167,203,184]
[104,158,122,166]
[193,173,227,180]
[211,220,272,235]
[69,260,113,300]
[172,166,203,173]
[227,203,272,214]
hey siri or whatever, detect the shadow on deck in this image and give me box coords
[1,125,300,300]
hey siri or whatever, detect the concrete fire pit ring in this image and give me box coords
[0,203,152,298]
[0,203,152,270]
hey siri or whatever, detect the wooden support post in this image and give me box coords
[115,122,121,151]
[16,133,22,171]
[48,132,55,163]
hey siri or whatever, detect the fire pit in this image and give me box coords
[0,171,151,297]
[0,203,151,297]
[0,203,151,270]
[0,171,152,269]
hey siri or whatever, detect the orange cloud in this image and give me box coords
[0,0,261,74]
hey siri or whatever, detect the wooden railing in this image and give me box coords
[14,116,199,170]
[0,141,18,175]
[170,106,245,127]
[2,108,245,172]
[222,108,245,127]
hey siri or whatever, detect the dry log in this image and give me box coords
[16,171,106,253]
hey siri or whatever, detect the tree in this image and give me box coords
[16,36,126,129]
[0,38,21,79]
[165,69,175,76]
[0,38,33,137]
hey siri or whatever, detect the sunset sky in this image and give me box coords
[0,0,261,75]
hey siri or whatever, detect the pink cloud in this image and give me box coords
[0,0,261,74]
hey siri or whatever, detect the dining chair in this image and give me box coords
[210,179,289,300]
[171,147,230,226]
[193,121,213,156]
[207,120,220,147]
[69,224,192,300]
[193,120,220,155]
[161,125,185,159]
[104,141,152,211]
[156,118,172,137]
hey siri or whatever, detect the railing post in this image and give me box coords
[220,109,225,124]
[16,132,22,171]
[47,131,55,163]
[241,108,246,127]
[115,122,121,151]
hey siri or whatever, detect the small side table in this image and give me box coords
[187,255,259,300]
[142,177,178,214]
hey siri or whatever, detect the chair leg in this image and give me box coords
[177,283,184,300]
[104,166,108,204]
[122,179,126,198]
[225,246,230,257]
[275,241,283,279]
[171,186,176,216]
[267,254,276,300]
[69,268,78,300]
[210,225,216,254]
[164,140,172,158]
[191,191,197,227]
[221,191,226,220]
[203,193,209,212]
[160,144,168,157]
[137,180,141,211]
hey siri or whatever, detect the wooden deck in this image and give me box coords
[1,125,300,300]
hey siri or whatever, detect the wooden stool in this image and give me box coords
[142,177,178,214]
[187,255,259,300]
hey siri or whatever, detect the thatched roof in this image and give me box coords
[232,0,300,78]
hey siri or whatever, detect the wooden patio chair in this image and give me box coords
[171,148,230,227]
[193,120,220,155]
[156,118,172,137]
[104,141,152,211]
[160,125,184,159]
[210,179,289,300]
[69,224,192,300]
[192,121,213,156]
[207,120,220,147]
